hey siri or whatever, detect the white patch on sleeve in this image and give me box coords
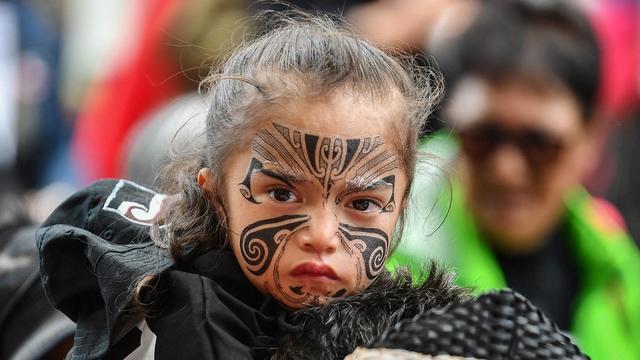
[102,179,167,226]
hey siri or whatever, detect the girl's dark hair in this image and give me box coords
[439,0,600,120]
[153,12,443,268]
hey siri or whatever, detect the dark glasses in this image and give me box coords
[457,122,565,167]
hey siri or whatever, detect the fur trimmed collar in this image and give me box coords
[274,264,469,359]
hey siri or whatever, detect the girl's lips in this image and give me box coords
[291,262,339,280]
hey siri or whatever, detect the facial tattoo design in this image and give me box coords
[237,123,399,306]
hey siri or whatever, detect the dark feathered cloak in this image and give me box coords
[274,266,469,359]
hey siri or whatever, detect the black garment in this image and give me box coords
[37,180,290,359]
[41,179,581,359]
[0,190,74,359]
[143,249,289,359]
[366,289,588,359]
[1,224,74,359]
[492,224,581,330]
[274,266,470,359]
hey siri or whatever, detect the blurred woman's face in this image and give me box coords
[451,78,595,253]
[202,93,408,309]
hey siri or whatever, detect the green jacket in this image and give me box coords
[388,137,640,360]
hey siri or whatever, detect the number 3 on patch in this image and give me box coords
[102,180,168,226]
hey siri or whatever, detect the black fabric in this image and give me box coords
[37,180,174,359]
[0,188,76,358]
[368,289,588,359]
[274,266,470,360]
[0,226,40,328]
[37,179,290,359]
[106,327,141,360]
[39,179,583,359]
[492,224,581,330]
[143,249,290,360]
[1,223,74,359]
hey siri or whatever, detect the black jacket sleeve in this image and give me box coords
[37,179,174,359]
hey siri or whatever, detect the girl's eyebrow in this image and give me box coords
[345,177,394,193]
[258,168,308,188]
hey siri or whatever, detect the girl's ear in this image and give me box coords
[197,168,217,193]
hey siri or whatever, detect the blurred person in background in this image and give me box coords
[388,0,640,359]
[0,0,72,191]
[596,0,640,247]
[0,0,80,232]
[0,3,75,357]
[71,0,248,183]
[71,0,383,185]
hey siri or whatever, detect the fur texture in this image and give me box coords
[273,264,470,360]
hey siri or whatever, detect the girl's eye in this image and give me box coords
[268,188,299,203]
[348,199,382,213]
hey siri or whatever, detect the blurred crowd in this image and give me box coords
[0,0,638,359]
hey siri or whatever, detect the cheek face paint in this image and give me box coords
[337,223,389,281]
[239,214,310,276]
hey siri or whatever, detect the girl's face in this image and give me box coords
[203,94,408,309]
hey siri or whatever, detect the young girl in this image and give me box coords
[36,14,583,360]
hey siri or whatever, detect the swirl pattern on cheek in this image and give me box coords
[338,223,389,280]
[239,214,310,276]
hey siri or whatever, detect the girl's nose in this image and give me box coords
[296,209,340,255]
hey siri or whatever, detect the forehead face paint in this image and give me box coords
[240,123,398,202]
[234,122,400,307]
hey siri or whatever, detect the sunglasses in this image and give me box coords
[457,122,566,168]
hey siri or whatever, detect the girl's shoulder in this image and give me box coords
[37,179,175,359]
[37,179,288,359]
